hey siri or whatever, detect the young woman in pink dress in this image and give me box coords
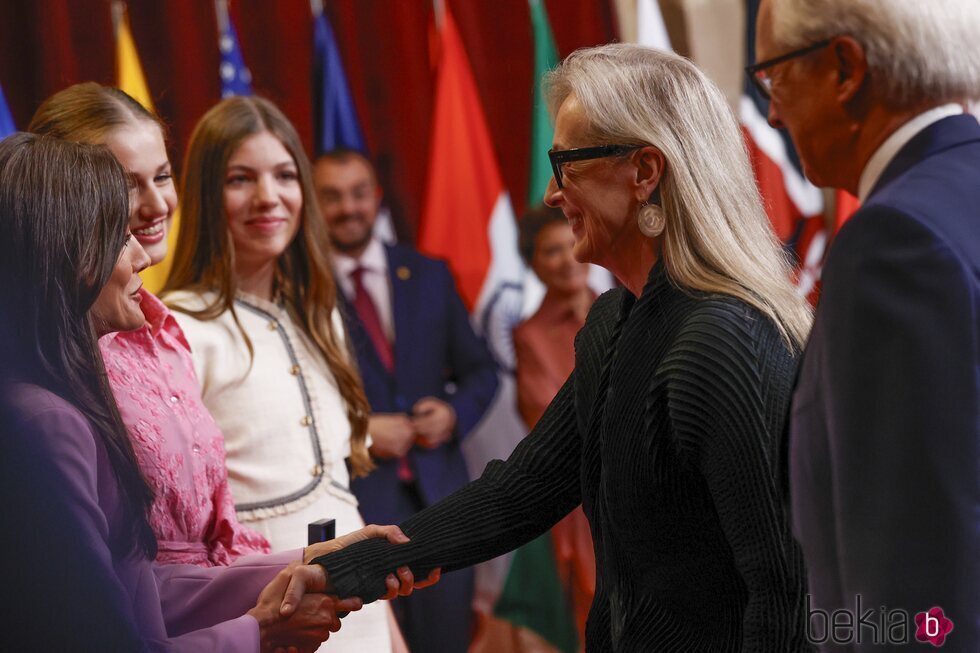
[28,83,272,567]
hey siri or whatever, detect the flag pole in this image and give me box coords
[111,0,124,39]
[432,0,445,29]
[214,0,230,36]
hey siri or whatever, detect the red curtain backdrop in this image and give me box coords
[0,0,617,238]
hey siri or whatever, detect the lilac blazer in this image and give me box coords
[0,382,300,652]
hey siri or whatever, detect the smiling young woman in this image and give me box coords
[163,96,404,652]
[28,83,275,568]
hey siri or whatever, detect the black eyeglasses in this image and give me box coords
[548,144,642,189]
[745,39,832,101]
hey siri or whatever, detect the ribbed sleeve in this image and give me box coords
[663,302,809,651]
[314,265,809,652]
[315,374,583,601]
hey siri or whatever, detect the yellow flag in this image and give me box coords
[116,7,178,293]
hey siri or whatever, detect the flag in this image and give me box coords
[216,1,253,98]
[0,82,15,139]
[741,0,823,243]
[418,8,523,318]
[418,8,532,646]
[527,0,559,207]
[473,6,591,651]
[115,3,175,294]
[313,8,365,154]
[637,0,672,51]
[834,189,860,230]
[794,190,859,305]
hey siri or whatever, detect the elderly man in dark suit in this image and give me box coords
[314,150,499,653]
[752,0,979,649]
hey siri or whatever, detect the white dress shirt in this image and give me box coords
[857,103,964,202]
[332,237,395,343]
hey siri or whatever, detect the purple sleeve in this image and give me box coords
[156,549,301,636]
[0,387,272,653]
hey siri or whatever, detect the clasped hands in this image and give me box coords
[369,396,457,458]
[248,524,440,653]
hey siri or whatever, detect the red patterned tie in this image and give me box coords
[349,266,394,372]
[350,267,414,482]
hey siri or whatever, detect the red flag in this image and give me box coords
[834,189,860,230]
[418,8,521,313]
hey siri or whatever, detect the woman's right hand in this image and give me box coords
[249,562,363,653]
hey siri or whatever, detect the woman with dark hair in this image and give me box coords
[28,81,274,568]
[163,96,402,650]
[0,132,402,652]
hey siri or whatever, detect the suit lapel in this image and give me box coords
[386,245,417,383]
[872,114,980,198]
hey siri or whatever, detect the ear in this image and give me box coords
[833,36,868,104]
[633,145,666,203]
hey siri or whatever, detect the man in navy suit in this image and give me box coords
[754,1,979,649]
[314,150,499,652]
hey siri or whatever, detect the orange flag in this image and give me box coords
[418,8,522,314]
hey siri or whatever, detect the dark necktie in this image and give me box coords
[350,266,414,482]
[349,266,394,372]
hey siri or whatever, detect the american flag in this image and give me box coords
[216,0,252,98]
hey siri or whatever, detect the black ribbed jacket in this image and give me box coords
[316,261,811,652]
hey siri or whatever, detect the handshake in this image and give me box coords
[247,525,440,653]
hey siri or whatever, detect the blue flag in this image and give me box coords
[218,19,253,98]
[313,11,365,153]
[0,83,16,139]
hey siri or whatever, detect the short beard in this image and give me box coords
[330,230,373,255]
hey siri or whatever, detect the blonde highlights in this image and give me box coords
[28,82,165,145]
[163,96,373,477]
[545,44,812,350]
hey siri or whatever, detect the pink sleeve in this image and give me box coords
[156,549,302,637]
[206,465,272,565]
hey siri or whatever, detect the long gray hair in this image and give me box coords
[545,43,812,350]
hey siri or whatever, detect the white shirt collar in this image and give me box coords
[332,236,388,280]
[857,103,963,202]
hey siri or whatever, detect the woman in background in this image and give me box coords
[28,82,271,567]
[164,95,400,651]
[473,206,598,653]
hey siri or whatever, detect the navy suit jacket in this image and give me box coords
[342,244,499,524]
[790,115,979,649]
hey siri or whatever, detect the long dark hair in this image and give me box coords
[163,96,373,477]
[0,133,156,559]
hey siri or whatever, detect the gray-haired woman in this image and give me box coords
[309,44,814,652]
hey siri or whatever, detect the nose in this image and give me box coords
[766,99,784,129]
[131,238,152,274]
[339,193,358,215]
[254,174,277,206]
[543,176,562,208]
[139,185,169,219]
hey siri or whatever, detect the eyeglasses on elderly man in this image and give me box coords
[744,38,832,100]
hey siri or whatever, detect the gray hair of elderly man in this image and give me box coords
[543,43,814,352]
[769,0,980,109]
